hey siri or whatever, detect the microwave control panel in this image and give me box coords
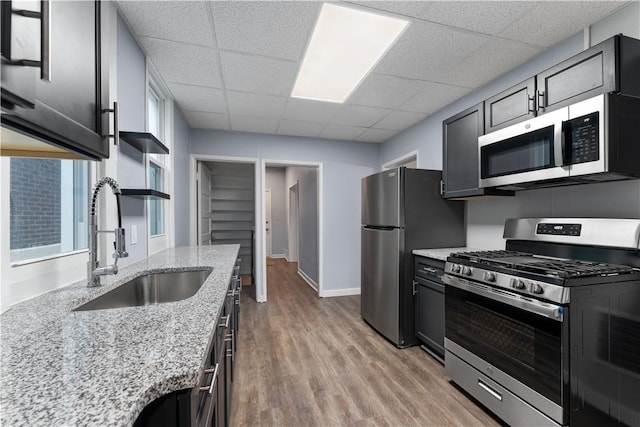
[537,223,582,236]
[567,112,599,164]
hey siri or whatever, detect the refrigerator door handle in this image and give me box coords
[363,225,397,231]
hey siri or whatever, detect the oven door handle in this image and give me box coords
[443,274,565,322]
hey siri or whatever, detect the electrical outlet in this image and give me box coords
[131,225,137,245]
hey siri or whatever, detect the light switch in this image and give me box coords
[131,225,137,245]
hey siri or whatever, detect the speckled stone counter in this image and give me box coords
[413,247,482,262]
[1,245,239,427]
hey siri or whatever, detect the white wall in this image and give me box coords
[265,167,287,256]
[285,167,319,283]
[173,107,192,247]
[116,14,148,266]
[190,129,378,294]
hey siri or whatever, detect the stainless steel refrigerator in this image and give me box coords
[361,168,465,347]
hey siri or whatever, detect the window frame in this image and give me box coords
[145,60,174,255]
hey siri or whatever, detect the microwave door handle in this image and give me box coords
[553,118,565,167]
[560,121,572,166]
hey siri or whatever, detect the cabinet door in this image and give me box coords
[537,37,616,114]
[485,78,536,133]
[1,0,109,159]
[0,0,38,109]
[442,103,484,198]
[414,276,445,360]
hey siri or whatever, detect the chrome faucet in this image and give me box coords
[88,177,128,287]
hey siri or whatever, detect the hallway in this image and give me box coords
[230,260,500,426]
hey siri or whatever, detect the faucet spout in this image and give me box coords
[88,177,128,287]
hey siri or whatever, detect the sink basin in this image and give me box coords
[73,269,212,311]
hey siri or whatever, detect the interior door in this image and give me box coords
[265,189,272,257]
[197,162,211,245]
[361,226,400,344]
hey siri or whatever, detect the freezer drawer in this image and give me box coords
[361,226,401,344]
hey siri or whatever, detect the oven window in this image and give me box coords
[481,125,555,178]
[446,286,563,404]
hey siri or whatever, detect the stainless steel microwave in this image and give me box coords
[478,93,640,190]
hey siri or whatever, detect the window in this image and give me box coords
[147,84,167,238]
[9,158,89,263]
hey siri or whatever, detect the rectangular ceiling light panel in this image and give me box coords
[291,3,409,103]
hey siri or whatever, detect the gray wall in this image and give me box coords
[116,13,148,266]
[380,2,640,250]
[173,107,191,247]
[286,167,319,284]
[190,129,378,293]
[265,167,287,256]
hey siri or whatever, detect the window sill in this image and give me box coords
[11,249,89,268]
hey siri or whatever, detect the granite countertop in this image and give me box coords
[1,245,239,427]
[413,247,482,262]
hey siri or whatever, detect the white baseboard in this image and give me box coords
[285,256,298,263]
[269,254,286,258]
[297,269,318,292]
[320,287,361,297]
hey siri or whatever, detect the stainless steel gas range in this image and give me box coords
[443,218,640,427]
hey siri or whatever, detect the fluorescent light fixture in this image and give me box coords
[291,3,409,103]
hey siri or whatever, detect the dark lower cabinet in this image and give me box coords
[1,0,110,159]
[414,256,446,362]
[135,269,239,427]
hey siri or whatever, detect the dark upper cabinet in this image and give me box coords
[442,103,514,199]
[537,35,640,114]
[484,77,536,133]
[1,0,110,160]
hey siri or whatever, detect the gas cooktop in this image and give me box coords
[450,250,639,281]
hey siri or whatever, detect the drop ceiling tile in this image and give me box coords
[277,120,324,138]
[139,37,222,87]
[281,98,341,123]
[499,2,626,47]
[443,38,542,88]
[211,1,320,61]
[167,83,226,114]
[347,74,425,109]
[419,2,537,35]
[229,116,279,134]
[374,111,426,131]
[319,124,367,141]
[117,1,215,47]
[183,111,229,130]
[331,105,391,128]
[374,20,488,83]
[399,82,472,114]
[355,128,399,143]
[220,51,298,97]
[226,92,286,119]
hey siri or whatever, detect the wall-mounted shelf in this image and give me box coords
[120,189,170,200]
[119,131,169,154]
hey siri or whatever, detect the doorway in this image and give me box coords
[263,161,322,301]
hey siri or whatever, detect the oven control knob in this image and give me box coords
[531,283,544,295]
[510,279,526,290]
[462,266,473,276]
[451,264,461,274]
[483,272,496,282]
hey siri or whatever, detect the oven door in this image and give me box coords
[444,274,569,425]
[479,107,569,188]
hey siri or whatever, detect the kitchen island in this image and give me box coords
[0,245,239,427]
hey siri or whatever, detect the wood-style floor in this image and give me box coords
[230,259,502,427]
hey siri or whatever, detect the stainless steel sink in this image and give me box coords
[73,269,212,311]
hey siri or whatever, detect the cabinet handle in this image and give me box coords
[422,267,437,274]
[219,315,230,329]
[412,280,417,295]
[528,95,535,113]
[102,101,119,145]
[199,363,219,394]
[439,180,444,196]
[8,0,50,81]
[537,91,545,112]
